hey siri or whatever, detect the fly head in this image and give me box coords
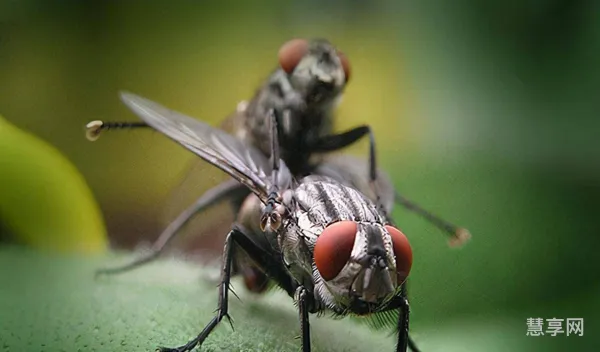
[278,38,350,108]
[313,220,413,312]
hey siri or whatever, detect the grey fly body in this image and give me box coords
[115,91,417,352]
[88,39,469,287]
[229,38,350,175]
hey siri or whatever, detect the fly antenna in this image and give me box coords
[85,120,149,141]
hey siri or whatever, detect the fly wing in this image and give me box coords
[120,91,293,204]
[160,105,248,219]
[156,103,252,256]
[314,153,395,214]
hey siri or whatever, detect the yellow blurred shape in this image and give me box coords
[0,114,107,254]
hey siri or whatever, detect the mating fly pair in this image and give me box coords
[89,39,469,290]
[87,39,469,351]
[111,91,416,352]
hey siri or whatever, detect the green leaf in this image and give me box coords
[2,246,588,352]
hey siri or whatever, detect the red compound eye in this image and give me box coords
[336,50,351,82]
[278,38,309,74]
[314,220,357,281]
[385,225,413,285]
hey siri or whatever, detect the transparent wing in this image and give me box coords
[120,91,292,204]
[157,108,248,253]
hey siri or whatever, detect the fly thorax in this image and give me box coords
[271,190,317,287]
[278,218,316,288]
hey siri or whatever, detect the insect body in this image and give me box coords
[118,91,416,352]
[229,38,351,175]
[90,39,468,284]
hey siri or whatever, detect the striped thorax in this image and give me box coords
[277,179,412,315]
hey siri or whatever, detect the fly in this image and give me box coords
[115,91,419,352]
[88,39,469,290]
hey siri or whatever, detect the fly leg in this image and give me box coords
[156,227,238,352]
[373,282,420,352]
[310,125,470,246]
[408,336,420,352]
[306,125,373,153]
[305,125,385,211]
[260,109,285,233]
[95,179,245,277]
[85,120,149,141]
[396,293,410,352]
[326,126,387,217]
[394,193,471,247]
[383,283,420,352]
[157,224,296,352]
[295,286,312,352]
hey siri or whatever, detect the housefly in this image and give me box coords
[115,91,419,352]
[88,39,469,286]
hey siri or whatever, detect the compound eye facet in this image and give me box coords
[336,50,351,82]
[385,225,413,284]
[314,220,357,281]
[278,38,309,74]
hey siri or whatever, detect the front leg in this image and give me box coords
[307,125,373,155]
[157,224,297,352]
[394,283,421,352]
[156,227,239,352]
[295,286,312,352]
[395,284,410,352]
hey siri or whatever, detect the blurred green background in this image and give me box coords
[0,0,598,351]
